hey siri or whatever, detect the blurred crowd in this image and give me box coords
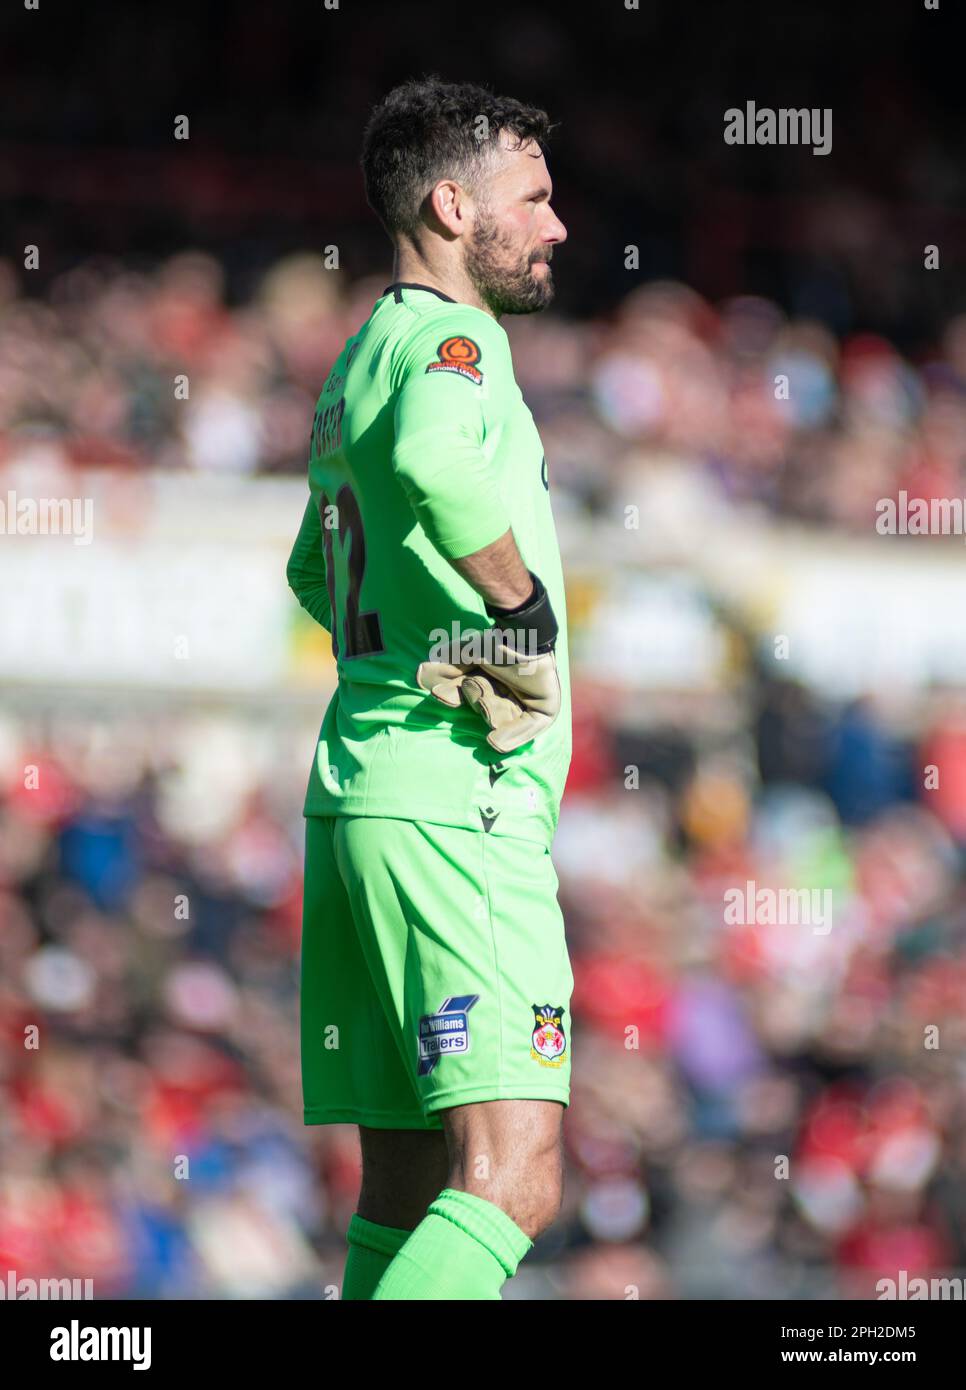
[2,251,966,539]
[1,678,965,1298]
[5,0,963,334]
[2,256,966,1300]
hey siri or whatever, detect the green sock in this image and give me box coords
[342,1213,413,1300]
[371,1188,533,1300]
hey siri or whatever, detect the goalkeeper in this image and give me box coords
[287,74,572,1301]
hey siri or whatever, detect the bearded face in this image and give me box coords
[463,200,556,317]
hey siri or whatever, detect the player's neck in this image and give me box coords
[390,254,498,320]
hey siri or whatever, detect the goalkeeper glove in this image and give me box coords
[416,571,561,753]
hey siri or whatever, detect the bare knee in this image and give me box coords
[442,1099,564,1240]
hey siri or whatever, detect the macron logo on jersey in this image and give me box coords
[425,336,483,385]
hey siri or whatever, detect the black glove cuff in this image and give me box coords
[484,570,558,654]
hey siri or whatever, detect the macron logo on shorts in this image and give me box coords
[417,995,479,1075]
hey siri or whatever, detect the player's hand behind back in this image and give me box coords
[416,571,561,754]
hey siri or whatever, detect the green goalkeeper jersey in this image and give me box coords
[286,281,571,847]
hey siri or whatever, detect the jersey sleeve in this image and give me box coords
[390,309,513,561]
[286,494,332,633]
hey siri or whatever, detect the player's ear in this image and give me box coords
[426,179,464,237]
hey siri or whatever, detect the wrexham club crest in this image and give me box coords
[530,1004,567,1068]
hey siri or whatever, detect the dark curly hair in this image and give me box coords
[361,75,557,240]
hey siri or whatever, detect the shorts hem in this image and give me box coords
[304,1084,570,1127]
[302,804,554,848]
[303,1106,442,1129]
[423,1083,570,1113]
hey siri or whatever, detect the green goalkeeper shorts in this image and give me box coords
[300,814,573,1129]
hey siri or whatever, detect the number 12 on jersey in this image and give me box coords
[318,484,385,661]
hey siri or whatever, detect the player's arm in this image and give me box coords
[391,314,538,603]
[448,525,533,609]
[392,314,560,751]
[391,319,513,566]
[286,495,332,633]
